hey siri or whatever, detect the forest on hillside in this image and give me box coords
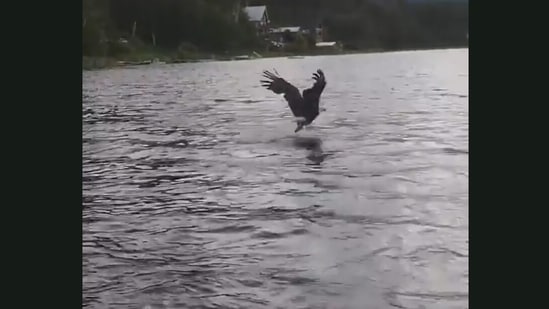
[83,0,468,58]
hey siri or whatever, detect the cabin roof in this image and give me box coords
[243,6,266,22]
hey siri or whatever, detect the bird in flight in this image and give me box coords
[261,69,327,133]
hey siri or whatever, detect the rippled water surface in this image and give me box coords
[83,49,468,309]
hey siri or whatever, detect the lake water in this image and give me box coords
[83,48,468,309]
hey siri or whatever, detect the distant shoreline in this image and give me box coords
[83,45,468,71]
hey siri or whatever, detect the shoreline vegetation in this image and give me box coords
[82,45,467,71]
[83,0,468,71]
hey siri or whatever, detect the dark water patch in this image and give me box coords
[270,274,317,285]
[434,93,468,98]
[237,99,262,103]
[252,228,309,239]
[198,224,257,234]
[403,245,468,259]
[442,147,468,155]
[388,291,468,301]
[127,138,190,148]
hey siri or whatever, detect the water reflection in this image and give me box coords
[291,136,327,164]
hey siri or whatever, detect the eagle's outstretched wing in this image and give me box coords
[302,69,327,106]
[260,70,304,117]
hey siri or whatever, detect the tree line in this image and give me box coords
[261,0,468,50]
[83,0,468,57]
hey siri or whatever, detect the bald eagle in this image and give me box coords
[261,69,327,132]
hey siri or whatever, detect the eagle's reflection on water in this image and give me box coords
[292,136,328,164]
